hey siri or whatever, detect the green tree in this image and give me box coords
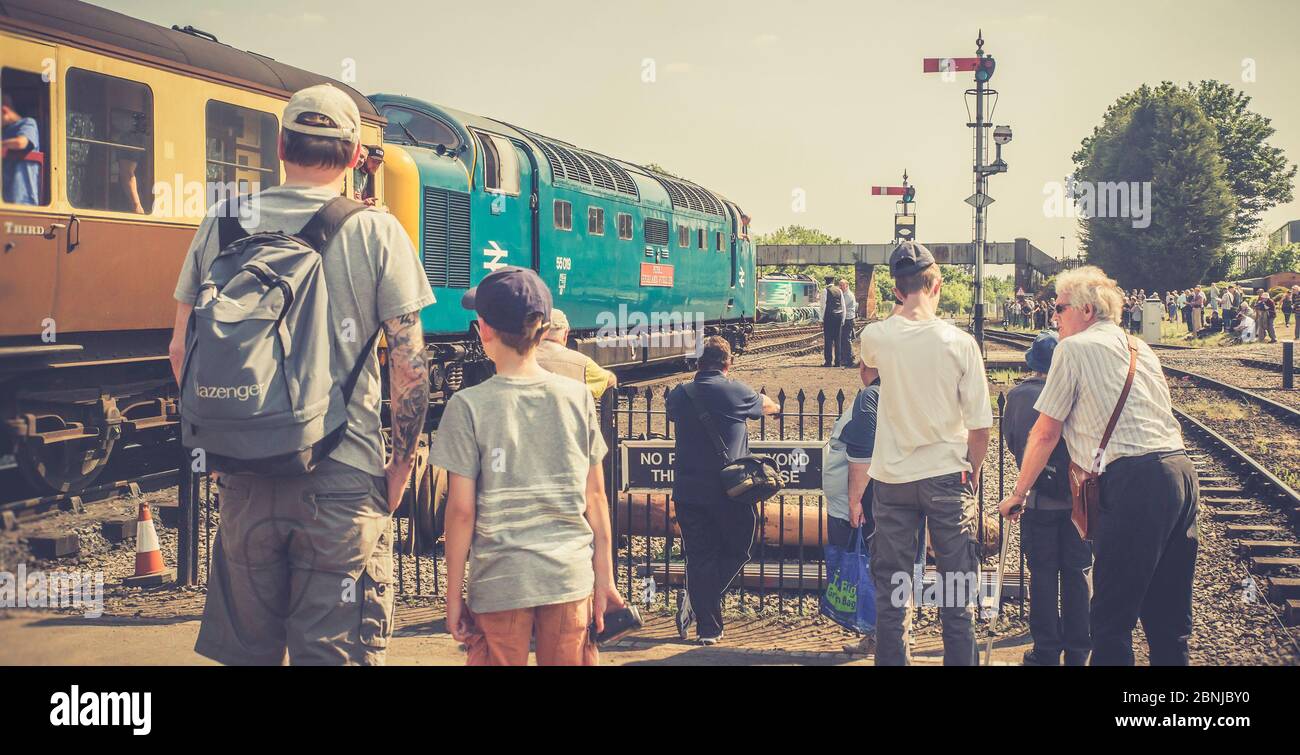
[1243,241,1300,278]
[1072,84,1235,289]
[755,225,852,284]
[1186,81,1296,245]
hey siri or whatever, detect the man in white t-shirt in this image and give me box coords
[858,241,993,665]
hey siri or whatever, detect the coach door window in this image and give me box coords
[476,130,520,196]
[205,101,280,203]
[1,67,51,207]
[66,69,154,214]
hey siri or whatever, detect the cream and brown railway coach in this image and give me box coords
[0,0,387,493]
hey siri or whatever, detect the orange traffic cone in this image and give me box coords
[123,501,175,587]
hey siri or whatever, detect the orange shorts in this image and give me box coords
[464,595,598,666]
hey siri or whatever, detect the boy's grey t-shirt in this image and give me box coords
[430,371,608,614]
[173,185,436,476]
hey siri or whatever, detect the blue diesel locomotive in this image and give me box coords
[368,94,756,395]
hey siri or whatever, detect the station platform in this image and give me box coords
[0,607,1032,666]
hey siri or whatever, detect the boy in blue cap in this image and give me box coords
[431,266,625,665]
[1002,330,1093,665]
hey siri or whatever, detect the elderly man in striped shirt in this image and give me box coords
[1000,266,1198,666]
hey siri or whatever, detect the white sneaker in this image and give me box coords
[675,592,694,640]
[698,631,723,646]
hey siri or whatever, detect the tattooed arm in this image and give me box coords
[382,310,430,512]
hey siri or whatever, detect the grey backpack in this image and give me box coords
[180,197,377,476]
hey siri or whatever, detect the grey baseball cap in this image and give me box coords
[889,240,936,278]
[282,84,360,143]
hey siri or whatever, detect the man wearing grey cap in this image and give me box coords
[170,84,436,665]
[858,241,993,665]
[536,308,618,402]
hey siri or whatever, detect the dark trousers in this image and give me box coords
[838,320,855,366]
[1022,507,1093,665]
[675,500,758,639]
[1091,451,1199,666]
[823,316,842,366]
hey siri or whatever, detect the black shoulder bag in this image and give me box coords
[681,382,784,505]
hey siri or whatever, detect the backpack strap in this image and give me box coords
[681,381,732,465]
[340,328,383,409]
[296,196,369,253]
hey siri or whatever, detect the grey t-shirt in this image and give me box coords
[173,185,436,476]
[429,371,608,614]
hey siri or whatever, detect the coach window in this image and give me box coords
[588,206,604,236]
[617,212,633,240]
[66,68,154,214]
[678,224,689,248]
[554,199,572,230]
[1,68,51,207]
[476,130,520,196]
[205,101,280,203]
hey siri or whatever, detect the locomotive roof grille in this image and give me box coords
[523,130,639,199]
[648,174,724,217]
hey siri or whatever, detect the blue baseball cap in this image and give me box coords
[460,266,552,333]
[1025,330,1059,374]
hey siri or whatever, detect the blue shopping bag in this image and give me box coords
[819,529,876,634]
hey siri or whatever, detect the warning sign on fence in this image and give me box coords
[619,439,827,494]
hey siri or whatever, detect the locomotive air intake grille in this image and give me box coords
[422,186,472,288]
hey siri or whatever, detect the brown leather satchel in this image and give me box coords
[1068,336,1138,540]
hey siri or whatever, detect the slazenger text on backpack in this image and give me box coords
[49,685,151,735]
[195,382,266,400]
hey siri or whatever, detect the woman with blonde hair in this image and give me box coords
[999,266,1197,666]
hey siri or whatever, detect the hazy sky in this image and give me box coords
[103,0,1300,259]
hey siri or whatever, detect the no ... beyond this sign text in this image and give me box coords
[620,439,827,493]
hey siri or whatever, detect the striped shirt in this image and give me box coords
[1034,320,1183,473]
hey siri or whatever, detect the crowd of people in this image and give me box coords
[1010,283,1300,344]
[170,84,1214,668]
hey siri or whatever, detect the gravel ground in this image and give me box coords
[5,329,1296,663]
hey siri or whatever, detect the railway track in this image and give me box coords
[0,442,181,529]
[1176,410,1300,630]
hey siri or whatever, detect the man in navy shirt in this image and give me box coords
[666,336,778,644]
[1,94,41,205]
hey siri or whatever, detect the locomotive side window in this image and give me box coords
[617,212,633,240]
[677,224,689,248]
[475,130,519,196]
[587,206,604,236]
[66,68,154,214]
[697,228,705,249]
[716,231,723,251]
[553,199,572,230]
[1,67,51,207]
[380,105,462,154]
[204,101,280,203]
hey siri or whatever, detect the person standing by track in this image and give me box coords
[666,337,779,645]
[433,267,624,666]
[838,278,857,367]
[171,85,435,665]
[1000,266,1197,666]
[858,241,993,666]
[820,276,845,367]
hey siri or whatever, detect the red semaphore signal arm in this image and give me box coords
[922,57,981,73]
